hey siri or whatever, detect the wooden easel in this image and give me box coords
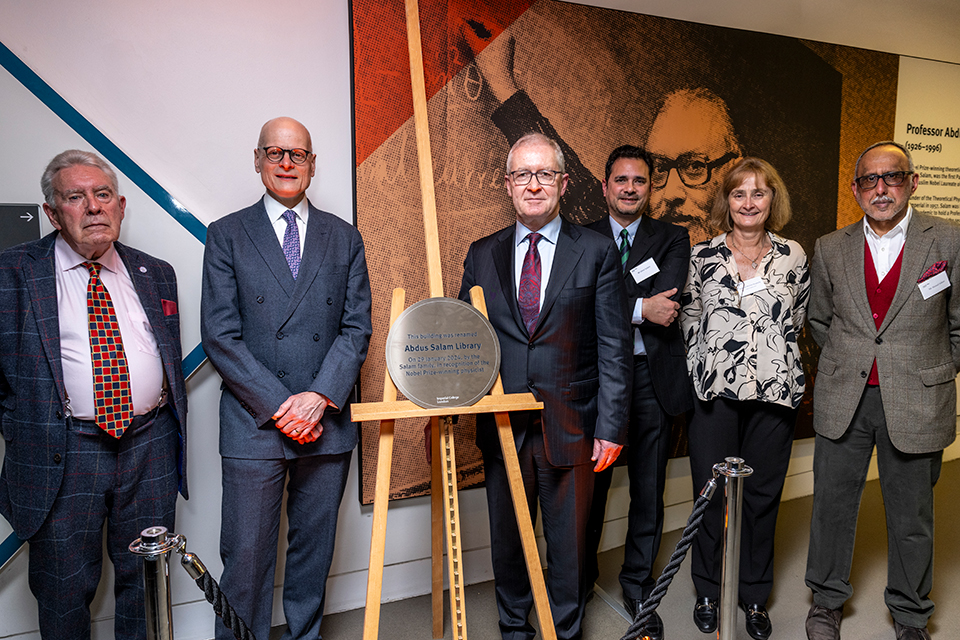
[348,1,558,639]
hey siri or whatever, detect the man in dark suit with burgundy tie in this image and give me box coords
[805,141,960,640]
[201,117,371,640]
[458,132,632,640]
[583,145,692,640]
[0,149,188,640]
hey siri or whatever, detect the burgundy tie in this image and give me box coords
[519,232,542,334]
[84,262,133,438]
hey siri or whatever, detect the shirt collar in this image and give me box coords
[55,233,122,274]
[515,214,562,247]
[263,193,309,224]
[863,205,912,241]
[608,215,642,242]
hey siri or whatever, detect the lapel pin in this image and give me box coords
[139,266,147,273]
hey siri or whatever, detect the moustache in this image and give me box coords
[871,195,895,205]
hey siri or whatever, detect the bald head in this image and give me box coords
[254,117,316,208]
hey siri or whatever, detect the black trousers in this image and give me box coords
[687,396,796,604]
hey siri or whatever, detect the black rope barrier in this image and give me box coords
[194,571,257,640]
[619,477,717,640]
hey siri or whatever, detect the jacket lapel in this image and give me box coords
[538,220,583,330]
[241,201,296,297]
[840,223,876,329]
[626,215,656,272]
[880,214,934,333]
[492,227,526,334]
[25,234,68,404]
[282,204,330,323]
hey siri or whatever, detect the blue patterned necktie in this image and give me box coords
[618,228,630,273]
[519,232,542,334]
[282,209,301,279]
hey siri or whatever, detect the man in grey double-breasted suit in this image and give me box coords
[804,141,960,640]
[201,117,371,640]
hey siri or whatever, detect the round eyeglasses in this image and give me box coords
[507,169,562,186]
[650,151,738,189]
[261,147,312,165]
[854,171,913,190]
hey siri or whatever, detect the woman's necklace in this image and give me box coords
[730,235,766,270]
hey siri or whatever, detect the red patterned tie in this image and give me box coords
[519,232,542,334]
[84,262,133,438]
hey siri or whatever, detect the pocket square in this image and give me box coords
[161,299,178,316]
[918,260,947,283]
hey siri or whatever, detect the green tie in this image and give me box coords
[618,228,630,273]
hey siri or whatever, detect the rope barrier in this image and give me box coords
[177,539,257,640]
[619,476,718,640]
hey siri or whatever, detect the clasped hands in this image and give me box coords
[273,391,330,444]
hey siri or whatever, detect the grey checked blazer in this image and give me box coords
[809,212,960,454]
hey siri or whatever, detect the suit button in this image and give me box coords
[527,379,535,388]
[875,337,882,344]
[861,371,867,378]
[528,343,535,350]
[314,334,320,341]
[277,331,284,340]
[312,371,318,379]
[278,370,286,378]
[53,454,62,464]
[257,296,265,304]
[327,297,333,305]
[56,410,63,419]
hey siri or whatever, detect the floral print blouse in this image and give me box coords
[680,232,810,409]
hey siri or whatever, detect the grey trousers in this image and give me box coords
[805,385,942,628]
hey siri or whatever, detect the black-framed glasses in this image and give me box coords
[854,171,913,190]
[261,147,312,165]
[507,169,562,186]
[650,151,738,189]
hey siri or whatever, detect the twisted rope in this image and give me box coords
[619,480,716,640]
[195,572,258,640]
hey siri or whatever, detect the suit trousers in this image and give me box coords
[27,405,179,640]
[217,451,351,640]
[483,422,594,640]
[688,396,796,604]
[585,357,671,602]
[805,385,941,627]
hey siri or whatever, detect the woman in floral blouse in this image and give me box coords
[680,157,810,640]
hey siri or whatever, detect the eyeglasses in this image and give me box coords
[854,171,913,190]
[261,147,312,165]
[650,151,738,189]
[507,169,562,186]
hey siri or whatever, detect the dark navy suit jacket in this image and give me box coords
[200,199,372,459]
[0,232,188,539]
[458,218,632,466]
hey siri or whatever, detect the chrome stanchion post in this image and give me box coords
[130,526,185,640]
[714,457,753,640]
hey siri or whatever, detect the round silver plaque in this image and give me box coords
[385,298,501,409]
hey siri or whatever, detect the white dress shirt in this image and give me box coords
[513,214,562,310]
[265,193,309,257]
[864,205,912,282]
[55,235,165,419]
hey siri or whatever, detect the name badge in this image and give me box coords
[918,271,950,300]
[630,258,660,284]
[737,276,766,297]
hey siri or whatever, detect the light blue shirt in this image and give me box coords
[607,216,647,356]
[513,215,562,312]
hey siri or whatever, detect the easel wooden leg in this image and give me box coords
[431,415,444,638]
[439,416,468,639]
[362,289,405,640]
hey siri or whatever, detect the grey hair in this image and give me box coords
[854,140,915,176]
[506,132,565,174]
[41,150,120,207]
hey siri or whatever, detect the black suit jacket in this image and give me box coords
[458,218,632,467]
[0,232,188,539]
[585,215,693,416]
